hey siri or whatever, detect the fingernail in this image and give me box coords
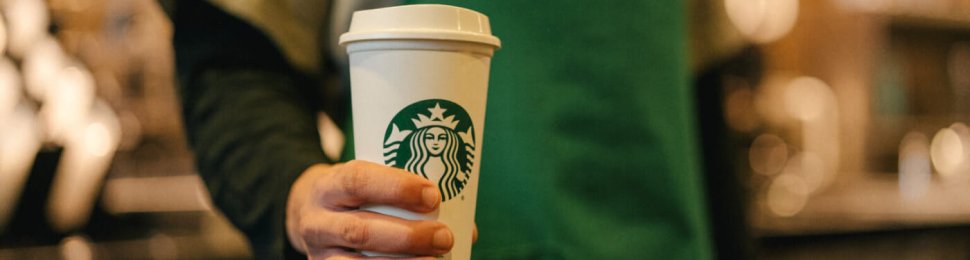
[422,187,439,209]
[432,228,453,251]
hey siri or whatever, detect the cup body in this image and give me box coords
[345,20,496,260]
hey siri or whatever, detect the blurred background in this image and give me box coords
[0,0,969,259]
[692,0,970,258]
[0,0,250,258]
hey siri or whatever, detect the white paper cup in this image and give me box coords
[339,4,500,260]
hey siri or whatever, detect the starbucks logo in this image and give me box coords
[384,99,475,201]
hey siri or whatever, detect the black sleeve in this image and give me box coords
[171,1,328,258]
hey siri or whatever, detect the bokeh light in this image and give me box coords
[60,235,94,260]
[767,173,809,217]
[947,123,970,176]
[2,0,49,58]
[318,112,346,161]
[84,122,112,158]
[898,132,931,201]
[724,0,799,43]
[749,133,789,175]
[930,127,966,177]
[785,77,833,121]
[23,36,67,101]
[39,64,96,143]
[47,101,121,232]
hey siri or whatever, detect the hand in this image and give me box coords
[286,160,452,259]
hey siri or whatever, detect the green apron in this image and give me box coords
[387,1,714,259]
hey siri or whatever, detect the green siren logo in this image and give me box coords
[384,99,475,201]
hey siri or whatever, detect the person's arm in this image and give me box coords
[185,65,327,257]
[181,62,455,259]
[173,1,329,258]
[173,1,454,259]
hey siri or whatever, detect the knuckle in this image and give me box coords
[343,160,365,169]
[339,167,369,198]
[340,218,370,247]
[299,222,323,246]
[311,178,329,199]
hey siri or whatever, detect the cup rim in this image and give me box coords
[340,30,501,48]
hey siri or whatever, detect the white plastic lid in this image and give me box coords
[339,4,501,48]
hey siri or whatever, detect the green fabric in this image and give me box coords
[400,1,712,259]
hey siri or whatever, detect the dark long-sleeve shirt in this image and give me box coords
[173,1,332,258]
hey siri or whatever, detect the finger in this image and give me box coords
[318,160,440,212]
[307,247,438,260]
[307,248,358,260]
[307,248,437,260]
[300,210,454,256]
[473,224,478,244]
